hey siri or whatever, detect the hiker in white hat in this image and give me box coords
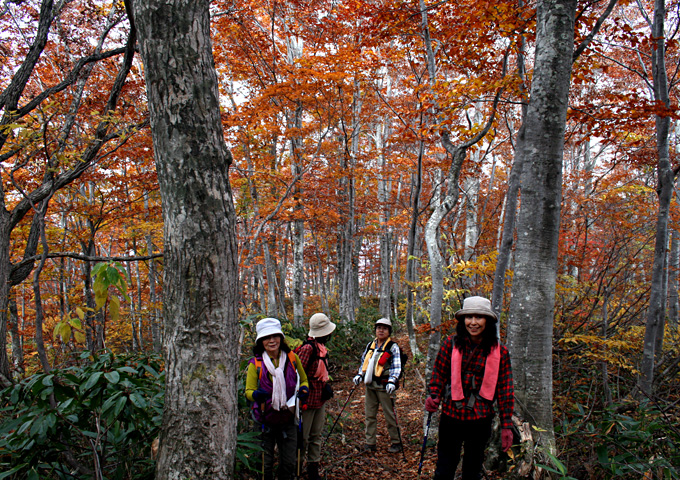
[245,318,309,480]
[294,313,337,480]
[352,317,404,454]
[424,296,515,480]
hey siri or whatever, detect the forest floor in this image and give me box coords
[313,333,506,480]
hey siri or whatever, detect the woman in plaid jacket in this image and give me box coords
[425,296,514,480]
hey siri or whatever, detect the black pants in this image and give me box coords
[433,414,493,480]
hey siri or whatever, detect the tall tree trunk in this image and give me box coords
[132,1,240,478]
[640,0,673,395]
[491,0,529,318]
[405,147,423,359]
[668,229,679,330]
[506,0,576,452]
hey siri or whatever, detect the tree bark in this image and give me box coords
[132,1,240,478]
[506,0,576,452]
[640,0,673,395]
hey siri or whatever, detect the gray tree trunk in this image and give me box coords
[506,0,576,452]
[668,229,679,329]
[640,0,673,395]
[132,1,240,478]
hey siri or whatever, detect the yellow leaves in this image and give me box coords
[53,314,87,344]
[558,333,640,374]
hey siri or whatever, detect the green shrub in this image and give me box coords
[0,351,164,480]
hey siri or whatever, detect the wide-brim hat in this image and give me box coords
[454,296,498,321]
[308,313,336,337]
[255,317,284,341]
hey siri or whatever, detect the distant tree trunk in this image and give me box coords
[640,0,673,395]
[9,297,23,377]
[291,104,305,327]
[377,120,392,319]
[506,0,577,452]
[405,146,424,359]
[263,241,280,317]
[133,1,240,478]
[668,229,679,329]
[491,1,529,318]
[339,83,362,324]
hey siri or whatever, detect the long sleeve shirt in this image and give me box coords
[428,335,514,429]
[356,339,402,384]
[296,338,328,409]
[245,352,309,402]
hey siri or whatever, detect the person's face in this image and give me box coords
[262,334,281,357]
[375,325,390,341]
[464,315,487,343]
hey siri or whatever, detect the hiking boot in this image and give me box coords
[360,444,377,453]
[388,443,403,453]
[307,462,320,480]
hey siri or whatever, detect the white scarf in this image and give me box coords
[262,350,288,411]
[364,343,381,384]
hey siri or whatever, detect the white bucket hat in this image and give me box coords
[308,313,336,338]
[375,317,392,328]
[255,317,284,342]
[454,296,498,321]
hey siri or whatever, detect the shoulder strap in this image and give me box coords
[287,351,297,373]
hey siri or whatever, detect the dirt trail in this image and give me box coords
[318,335,438,480]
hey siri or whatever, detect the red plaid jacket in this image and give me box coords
[428,335,514,429]
[297,338,328,410]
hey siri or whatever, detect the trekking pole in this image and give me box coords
[296,398,303,479]
[321,383,357,450]
[418,410,434,477]
[390,396,407,462]
[260,421,266,480]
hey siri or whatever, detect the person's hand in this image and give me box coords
[297,386,309,405]
[425,395,440,413]
[385,382,396,394]
[353,374,363,385]
[252,388,270,403]
[501,428,513,452]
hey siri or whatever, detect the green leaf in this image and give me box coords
[80,371,102,393]
[0,465,27,479]
[104,371,121,384]
[129,393,147,409]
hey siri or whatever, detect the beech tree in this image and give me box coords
[132,0,240,477]
[506,0,577,451]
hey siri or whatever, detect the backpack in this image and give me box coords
[294,339,328,379]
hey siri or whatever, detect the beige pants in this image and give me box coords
[302,403,326,463]
[364,383,400,446]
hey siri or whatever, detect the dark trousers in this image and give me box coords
[433,414,493,480]
[258,420,298,480]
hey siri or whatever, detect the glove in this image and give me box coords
[297,386,309,405]
[425,395,440,413]
[252,388,270,403]
[353,374,363,385]
[385,382,396,394]
[321,383,334,401]
[501,428,513,452]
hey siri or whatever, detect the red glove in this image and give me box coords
[425,395,440,413]
[501,428,513,452]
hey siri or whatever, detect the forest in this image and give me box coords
[0,0,678,478]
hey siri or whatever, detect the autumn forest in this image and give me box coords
[0,0,679,478]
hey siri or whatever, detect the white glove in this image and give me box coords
[385,382,396,394]
[353,374,363,385]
